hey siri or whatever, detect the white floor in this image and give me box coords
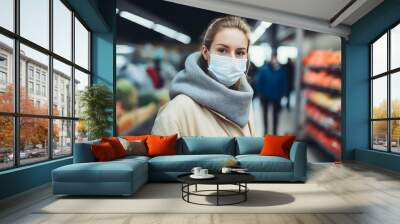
[2,162,400,224]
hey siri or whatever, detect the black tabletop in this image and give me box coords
[177,172,255,185]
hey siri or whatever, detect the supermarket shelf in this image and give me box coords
[305,123,341,160]
[306,136,341,161]
[306,100,341,119]
[305,65,341,75]
[303,83,341,96]
[306,117,341,139]
[303,50,342,161]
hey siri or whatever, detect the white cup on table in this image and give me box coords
[200,169,208,176]
[191,167,202,176]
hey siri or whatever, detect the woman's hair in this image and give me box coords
[202,16,251,50]
[199,16,251,71]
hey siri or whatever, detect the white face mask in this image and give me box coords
[207,53,247,87]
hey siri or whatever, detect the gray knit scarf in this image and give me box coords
[169,51,253,128]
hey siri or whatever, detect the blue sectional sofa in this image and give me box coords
[52,137,307,196]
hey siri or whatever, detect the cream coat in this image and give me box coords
[151,94,256,137]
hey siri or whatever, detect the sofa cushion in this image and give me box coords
[101,137,127,158]
[235,137,263,155]
[147,134,178,157]
[124,135,149,141]
[260,135,296,159]
[149,154,235,172]
[115,155,150,163]
[119,138,148,156]
[177,137,235,155]
[53,158,147,183]
[91,142,118,161]
[236,155,293,172]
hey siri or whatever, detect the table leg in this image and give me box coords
[245,183,247,201]
[187,184,190,202]
[217,184,219,206]
[195,184,197,192]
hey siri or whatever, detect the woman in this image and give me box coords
[151,16,255,137]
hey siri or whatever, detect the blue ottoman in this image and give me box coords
[52,156,148,196]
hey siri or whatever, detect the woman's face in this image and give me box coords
[202,28,248,63]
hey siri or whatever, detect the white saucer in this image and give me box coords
[190,174,215,179]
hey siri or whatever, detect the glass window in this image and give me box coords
[74,69,89,118]
[372,121,388,151]
[20,0,49,49]
[0,54,7,67]
[35,70,40,80]
[391,72,400,118]
[391,120,400,153]
[0,116,14,169]
[74,18,89,70]
[372,33,387,76]
[53,0,72,60]
[371,25,400,154]
[28,67,34,80]
[19,117,49,165]
[20,44,49,115]
[0,0,14,31]
[36,84,40,95]
[41,85,46,96]
[53,119,72,157]
[75,120,88,143]
[53,59,72,117]
[391,24,400,70]
[0,34,14,113]
[372,77,387,119]
[0,71,7,84]
[28,81,33,93]
[0,0,91,170]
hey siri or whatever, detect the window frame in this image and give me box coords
[0,0,92,171]
[370,20,400,154]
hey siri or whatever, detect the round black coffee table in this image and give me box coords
[177,173,255,206]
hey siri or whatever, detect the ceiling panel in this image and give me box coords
[163,0,384,38]
[225,0,352,21]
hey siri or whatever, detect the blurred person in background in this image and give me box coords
[284,58,295,109]
[256,53,288,135]
[152,16,255,137]
[146,59,163,89]
[246,60,259,98]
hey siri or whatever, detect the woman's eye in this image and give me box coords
[237,51,246,57]
[217,48,227,54]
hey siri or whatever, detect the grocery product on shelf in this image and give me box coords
[303,50,341,67]
[304,103,341,134]
[302,50,342,160]
[303,89,341,113]
[303,71,341,91]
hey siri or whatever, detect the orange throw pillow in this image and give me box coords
[146,134,178,157]
[101,137,126,158]
[124,135,149,141]
[91,142,117,161]
[260,135,296,159]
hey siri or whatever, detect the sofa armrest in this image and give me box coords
[289,141,307,181]
[73,141,99,163]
